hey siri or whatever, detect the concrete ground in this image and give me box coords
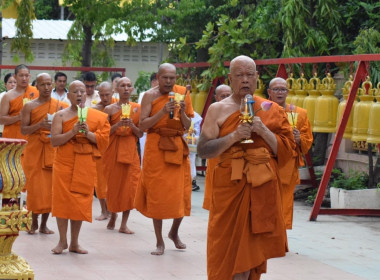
[12,175,380,280]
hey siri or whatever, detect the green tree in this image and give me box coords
[61,0,124,67]
[0,0,35,62]
[34,0,62,19]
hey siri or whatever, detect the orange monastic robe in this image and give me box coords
[52,108,110,222]
[203,157,218,210]
[93,106,113,200]
[104,103,141,213]
[280,104,313,229]
[24,99,68,214]
[3,85,39,139]
[135,89,194,219]
[207,96,295,280]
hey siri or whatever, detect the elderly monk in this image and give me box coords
[21,73,68,235]
[50,80,110,254]
[197,55,295,280]
[0,64,39,139]
[103,77,142,233]
[203,84,232,210]
[93,81,115,221]
[135,63,194,255]
[267,77,313,229]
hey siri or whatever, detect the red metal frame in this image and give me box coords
[309,61,380,220]
[0,65,126,76]
[176,54,380,217]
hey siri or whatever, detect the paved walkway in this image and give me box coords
[13,176,380,280]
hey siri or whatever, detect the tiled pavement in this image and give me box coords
[12,176,380,280]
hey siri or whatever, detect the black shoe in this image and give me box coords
[192,180,200,191]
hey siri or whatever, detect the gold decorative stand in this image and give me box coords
[0,139,33,280]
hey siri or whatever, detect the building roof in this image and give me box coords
[2,18,151,42]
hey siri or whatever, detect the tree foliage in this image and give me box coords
[0,0,35,62]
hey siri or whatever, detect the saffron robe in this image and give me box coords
[280,105,313,229]
[207,97,295,280]
[52,108,110,222]
[203,157,218,210]
[135,90,194,219]
[3,85,39,139]
[104,103,141,213]
[24,99,68,214]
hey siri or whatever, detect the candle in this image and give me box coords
[244,98,248,115]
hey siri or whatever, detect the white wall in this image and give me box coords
[1,38,168,89]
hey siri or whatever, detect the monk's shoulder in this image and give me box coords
[89,107,108,118]
[145,87,162,102]
[104,103,118,114]
[5,89,22,102]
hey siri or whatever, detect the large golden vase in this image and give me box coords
[0,138,33,279]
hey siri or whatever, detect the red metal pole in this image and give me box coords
[200,77,224,127]
[276,64,288,79]
[309,61,368,221]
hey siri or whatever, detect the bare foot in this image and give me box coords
[95,213,109,221]
[39,227,55,234]
[51,242,68,254]
[168,233,186,249]
[151,244,165,256]
[69,245,88,254]
[28,225,38,235]
[107,213,117,230]
[119,227,134,234]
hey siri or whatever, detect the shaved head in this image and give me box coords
[269,77,286,88]
[158,63,176,75]
[36,73,51,84]
[98,81,112,91]
[230,55,256,73]
[215,84,232,102]
[69,80,85,92]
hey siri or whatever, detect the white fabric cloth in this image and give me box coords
[138,91,146,104]
[0,91,6,133]
[184,112,203,179]
[84,90,100,108]
[51,88,71,105]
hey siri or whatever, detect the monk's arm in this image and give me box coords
[251,116,278,155]
[20,104,50,135]
[179,101,191,130]
[0,95,20,125]
[139,94,174,131]
[51,115,79,147]
[84,128,97,144]
[197,105,250,158]
[130,121,143,138]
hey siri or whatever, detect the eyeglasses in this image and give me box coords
[270,87,288,93]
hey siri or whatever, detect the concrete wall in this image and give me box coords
[1,38,168,92]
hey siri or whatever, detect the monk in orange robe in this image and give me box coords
[21,73,68,235]
[0,64,39,139]
[135,63,194,255]
[50,80,110,254]
[267,77,313,229]
[93,81,116,221]
[203,84,232,210]
[198,56,295,280]
[103,77,142,233]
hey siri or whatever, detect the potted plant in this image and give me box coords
[329,169,380,209]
